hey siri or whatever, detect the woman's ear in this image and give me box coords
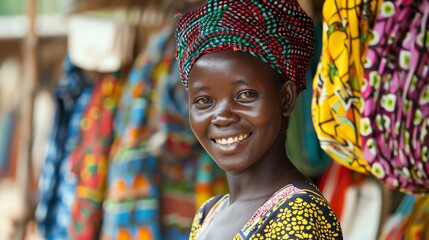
[281,81,297,117]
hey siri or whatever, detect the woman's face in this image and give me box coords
[187,49,295,172]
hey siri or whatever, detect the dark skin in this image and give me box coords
[188,49,308,239]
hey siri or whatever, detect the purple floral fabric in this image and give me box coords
[361,0,429,194]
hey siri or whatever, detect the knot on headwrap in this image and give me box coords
[175,0,315,93]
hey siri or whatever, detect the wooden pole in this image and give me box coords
[15,0,37,238]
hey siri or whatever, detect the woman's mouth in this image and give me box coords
[212,133,252,145]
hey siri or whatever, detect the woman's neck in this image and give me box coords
[225,150,303,204]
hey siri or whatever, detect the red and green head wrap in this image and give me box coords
[175,0,315,93]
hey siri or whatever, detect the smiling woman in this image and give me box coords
[175,0,343,239]
[188,50,287,173]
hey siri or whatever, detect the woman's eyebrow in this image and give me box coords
[232,78,254,86]
[190,84,209,94]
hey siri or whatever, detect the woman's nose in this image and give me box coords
[211,101,240,127]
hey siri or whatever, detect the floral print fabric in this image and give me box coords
[190,182,343,239]
[361,0,429,194]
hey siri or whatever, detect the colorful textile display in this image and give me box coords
[100,28,169,240]
[312,0,382,173]
[69,73,123,239]
[195,152,227,208]
[157,50,200,238]
[175,0,315,93]
[379,194,416,239]
[379,195,429,239]
[404,196,429,239]
[36,56,92,239]
[361,0,429,194]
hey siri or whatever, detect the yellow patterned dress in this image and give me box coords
[189,181,343,239]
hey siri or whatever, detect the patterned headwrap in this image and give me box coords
[175,0,315,93]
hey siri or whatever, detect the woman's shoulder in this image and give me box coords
[263,182,343,239]
[272,181,339,220]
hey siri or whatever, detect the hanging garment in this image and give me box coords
[318,162,353,219]
[379,195,429,239]
[36,56,91,239]
[68,14,135,72]
[379,194,416,240]
[340,177,383,240]
[404,195,429,239]
[318,162,382,239]
[157,55,198,239]
[195,152,227,209]
[32,90,56,183]
[312,0,382,173]
[69,72,123,239]
[0,57,22,179]
[100,28,171,240]
[0,110,17,177]
[361,0,429,194]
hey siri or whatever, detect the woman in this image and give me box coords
[175,0,343,239]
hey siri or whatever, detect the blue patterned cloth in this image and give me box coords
[35,56,93,239]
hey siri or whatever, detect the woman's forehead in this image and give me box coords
[190,50,275,75]
[188,49,284,92]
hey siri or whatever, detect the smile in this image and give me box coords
[213,133,251,145]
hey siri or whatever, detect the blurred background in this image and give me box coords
[0,0,426,239]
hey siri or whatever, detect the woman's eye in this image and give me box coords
[194,97,212,105]
[237,91,257,99]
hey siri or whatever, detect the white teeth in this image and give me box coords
[215,133,250,145]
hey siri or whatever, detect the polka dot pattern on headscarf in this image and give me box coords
[175,0,315,93]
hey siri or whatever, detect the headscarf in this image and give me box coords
[175,0,315,93]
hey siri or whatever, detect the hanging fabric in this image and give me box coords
[195,152,227,209]
[68,72,124,239]
[379,194,429,239]
[68,13,135,72]
[157,43,199,239]
[0,111,17,177]
[404,195,429,239]
[312,0,382,173]
[0,58,22,178]
[360,0,429,194]
[35,56,93,239]
[31,89,56,183]
[100,27,171,240]
[379,194,416,240]
[318,162,383,239]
